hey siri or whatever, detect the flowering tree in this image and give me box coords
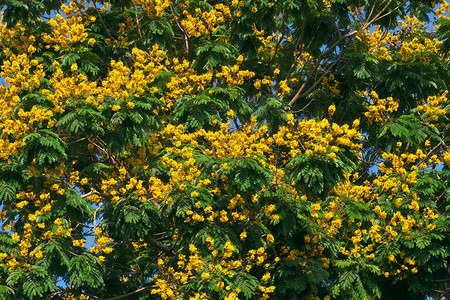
[0,0,449,299]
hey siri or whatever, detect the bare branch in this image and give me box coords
[284,21,306,82]
[92,0,116,42]
[365,1,378,23]
[289,49,346,106]
[103,286,157,300]
[147,236,174,255]
[170,4,191,59]
[288,0,408,107]
[133,4,143,39]
[80,190,100,198]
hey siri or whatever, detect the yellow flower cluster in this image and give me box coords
[0,202,72,271]
[275,79,292,99]
[417,91,448,125]
[0,52,49,159]
[321,74,340,94]
[62,293,90,300]
[356,26,393,60]
[274,115,362,163]
[356,14,446,64]
[436,0,450,20]
[323,0,332,9]
[134,0,171,18]
[41,7,90,49]
[330,146,441,275]
[253,24,279,56]
[149,176,172,203]
[181,10,209,37]
[165,60,214,104]
[42,61,92,110]
[101,45,166,102]
[151,240,252,299]
[216,55,255,86]
[90,227,114,254]
[398,37,443,63]
[364,90,399,124]
[0,18,36,53]
[180,4,231,37]
[39,44,165,112]
[443,151,450,167]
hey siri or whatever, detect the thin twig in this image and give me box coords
[103,286,157,300]
[92,0,116,42]
[133,5,143,39]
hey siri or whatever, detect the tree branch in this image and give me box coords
[288,0,407,107]
[92,0,116,42]
[289,49,346,106]
[103,286,157,300]
[147,236,175,255]
[170,4,191,60]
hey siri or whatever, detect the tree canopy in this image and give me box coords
[0,0,449,299]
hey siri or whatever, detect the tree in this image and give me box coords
[0,0,449,298]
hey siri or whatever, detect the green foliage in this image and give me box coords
[68,254,104,288]
[286,153,347,197]
[331,259,381,300]
[19,129,68,166]
[0,0,63,28]
[0,0,449,299]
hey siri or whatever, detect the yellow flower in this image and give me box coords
[111,105,121,111]
[270,214,280,221]
[217,281,224,290]
[189,244,198,253]
[16,201,29,209]
[328,104,336,116]
[71,63,78,73]
[311,203,321,211]
[103,247,113,254]
[261,272,270,282]
[226,109,235,119]
[328,152,336,160]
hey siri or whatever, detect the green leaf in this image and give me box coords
[19,129,67,166]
